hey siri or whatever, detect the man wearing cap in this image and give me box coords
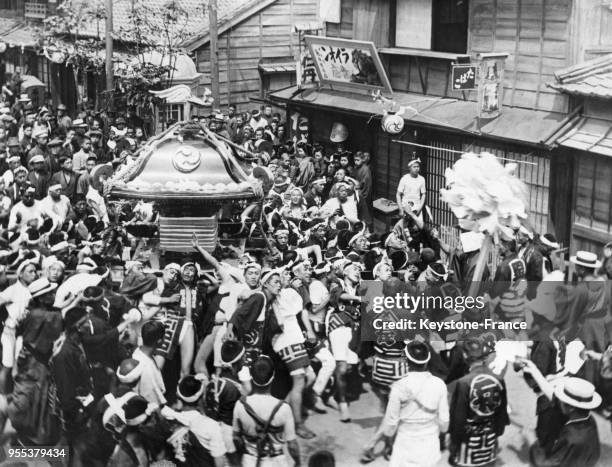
[56,103,72,132]
[27,127,49,167]
[44,137,63,174]
[522,360,601,467]
[26,154,50,200]
[40,183,72,225]
[232,355,301,467]
[7,166,28,203]
[397,158,426,221]
[7,136,22,159]
[449,338,509,467]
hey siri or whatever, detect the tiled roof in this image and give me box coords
[67,0,269,47]
[548,53,612,99]
[555,116,612,157]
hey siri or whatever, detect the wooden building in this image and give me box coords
[548,54,612,253]
[269,0,612,253]
[185,0,319,109]
[0,0,320,112]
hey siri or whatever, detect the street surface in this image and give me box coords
[300,369,612,466]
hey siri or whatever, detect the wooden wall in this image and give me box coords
[325,0,573,113]
[325,0,354,39]
[571,0,612,62]
[469,0,571,113]
[194,0,319,109]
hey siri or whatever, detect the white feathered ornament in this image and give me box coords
[440,152,528,243]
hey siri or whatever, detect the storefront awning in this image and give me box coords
[269,86,567,147]
[555,116,612,157]
[21,74,45,90]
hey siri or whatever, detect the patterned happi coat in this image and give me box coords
[449,365,509,467]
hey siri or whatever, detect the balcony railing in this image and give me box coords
[24,2,48,19]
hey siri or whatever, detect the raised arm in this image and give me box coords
[191,233,230,284]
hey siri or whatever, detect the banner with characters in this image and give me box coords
[304,36,392,93]
[478,53,508,119]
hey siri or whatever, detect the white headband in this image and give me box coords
[116,363,143,384]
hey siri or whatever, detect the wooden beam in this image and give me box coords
[209,0,220,106]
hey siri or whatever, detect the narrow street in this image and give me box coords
[300,369,612,466]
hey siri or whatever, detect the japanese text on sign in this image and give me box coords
[452,64,477,90]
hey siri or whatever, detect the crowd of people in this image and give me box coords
[0,83,609,467]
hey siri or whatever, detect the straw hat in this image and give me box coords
[553,377,602,410]
[570,251,601,269]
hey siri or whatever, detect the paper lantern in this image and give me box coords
[382,113,404,134]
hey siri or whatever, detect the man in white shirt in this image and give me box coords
[72,135,93,173]
[249,110,268,131]
[132,321,167,406]
[363,341,449,466]
[40,184,73,225]
[320,182,359,225]
[163,375,227,466]
[397,158,426,220]
[8,186,59,233]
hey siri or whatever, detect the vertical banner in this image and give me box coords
[478,53,508,119]
[294,22,323,89]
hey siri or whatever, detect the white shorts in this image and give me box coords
[220,422,236,453]
[328,326,358,364]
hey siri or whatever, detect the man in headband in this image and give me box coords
[327,259,365,422]
[397,157,426,221]
[165,374,227,465]
[304,177,326,210]
[204,340,250,461]
[40,183,72,225]
[366,341,448,466]
[232,355,301,467]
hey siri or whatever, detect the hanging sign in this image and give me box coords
[478,53,508,119]
[304,36,393,94]
[451,64,477,90]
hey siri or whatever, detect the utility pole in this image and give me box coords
[105,0,114,93]
[209,0,220,107]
